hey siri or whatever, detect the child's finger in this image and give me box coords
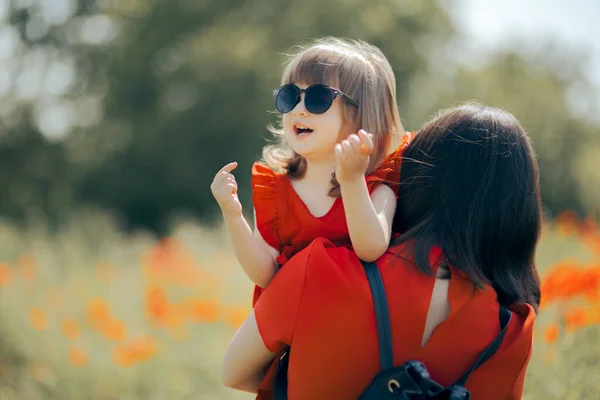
[225,182,238,194]
[223,175,236,186]
[358,130,374,154]
[218,162,238,175]
[214,162,237,185]
[213,171,234,186]
[341,140,355,158]
[348,134,363,154]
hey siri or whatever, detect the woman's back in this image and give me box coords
[254,238,535,400]
[224,104,542,400]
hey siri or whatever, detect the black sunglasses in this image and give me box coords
[273,83,359,115]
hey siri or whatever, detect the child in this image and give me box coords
[211,37,411,306]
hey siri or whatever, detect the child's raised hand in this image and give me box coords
[334,129,374,184]
[211,162,243,218]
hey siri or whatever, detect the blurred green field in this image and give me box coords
[0,211,599,400]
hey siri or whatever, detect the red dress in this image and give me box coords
[251,134,413,400]
[255,238,536,400]
[251,133,413,306]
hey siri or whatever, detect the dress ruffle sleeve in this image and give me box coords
[251,162,281,251]
[366,131,415,195]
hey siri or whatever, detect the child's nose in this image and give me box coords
[291,93,308,115]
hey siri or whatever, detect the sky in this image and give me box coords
[445,0,600,120]
[452,0,600,86]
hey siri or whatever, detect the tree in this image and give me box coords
[0,0,597,234]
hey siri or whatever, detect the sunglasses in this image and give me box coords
[273,83,359,115]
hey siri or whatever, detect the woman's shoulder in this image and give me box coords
[463,302,535,399]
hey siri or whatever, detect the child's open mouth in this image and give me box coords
[293,123,314,137]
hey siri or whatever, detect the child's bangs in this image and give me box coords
[283,50,347,89]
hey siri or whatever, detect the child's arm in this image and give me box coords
[211,162,279,287]
[335,130,396,262]
[339,179,396,262]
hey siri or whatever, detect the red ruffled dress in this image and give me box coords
[250,133,413,400]
[251,133,413,306]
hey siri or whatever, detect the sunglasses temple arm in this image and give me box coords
[341,93,359,108]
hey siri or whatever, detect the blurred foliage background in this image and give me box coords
[0,0,599,399]
[0,0,598,233]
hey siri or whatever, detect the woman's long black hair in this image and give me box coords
[393,103,542,311]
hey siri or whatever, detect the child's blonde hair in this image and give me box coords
[262,37,404,196]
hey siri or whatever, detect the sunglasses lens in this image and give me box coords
[275,85,299,113]
[305,85,334,114]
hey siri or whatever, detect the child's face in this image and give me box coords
[282,82,351,163]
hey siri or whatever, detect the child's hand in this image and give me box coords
[334,130,373,185]
[211,162,243,218]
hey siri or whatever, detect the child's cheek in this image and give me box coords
[338,118,357,142]
[282,114,293,132]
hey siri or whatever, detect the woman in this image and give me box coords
[222,103,542,400]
